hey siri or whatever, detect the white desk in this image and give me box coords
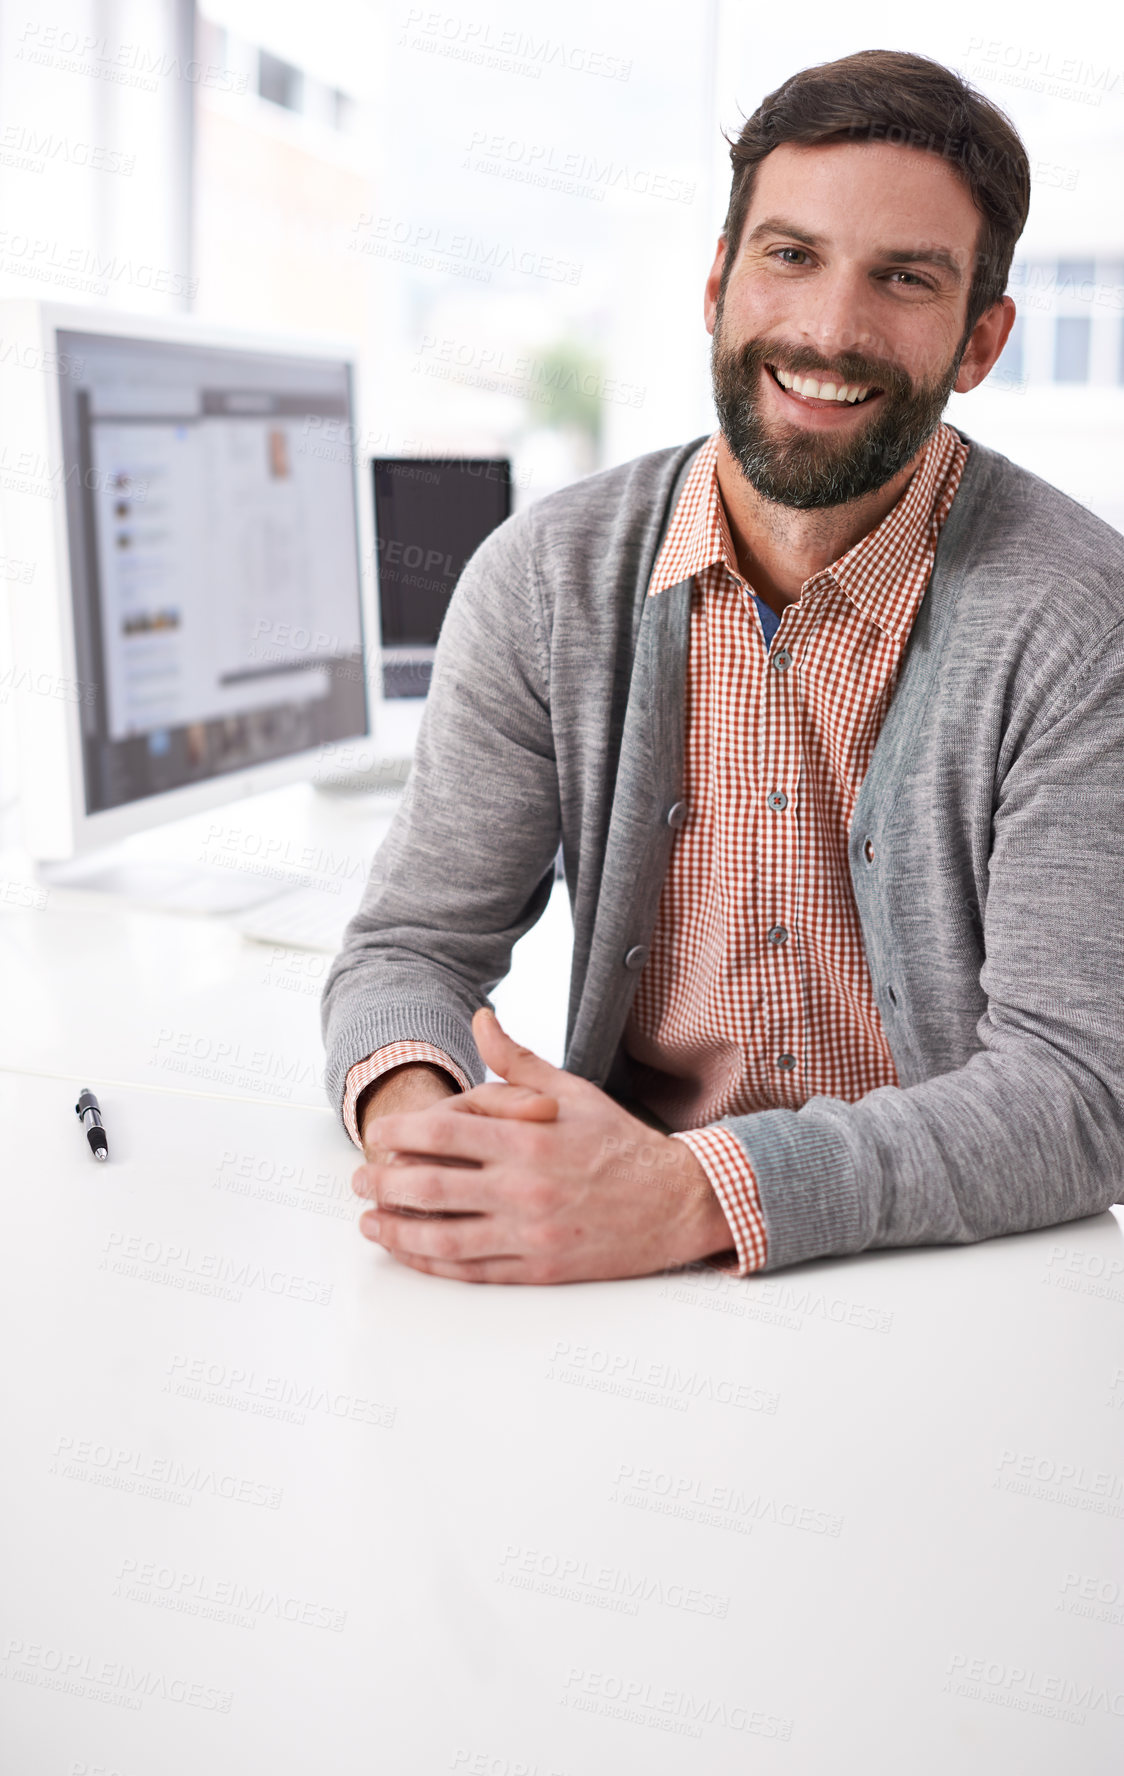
[3,1068,1123,1773]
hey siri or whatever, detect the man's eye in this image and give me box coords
[769,250,931,289]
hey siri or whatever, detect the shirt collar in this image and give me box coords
[649,423,967,642]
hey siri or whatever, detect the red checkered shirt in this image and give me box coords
[344,422,970,1277]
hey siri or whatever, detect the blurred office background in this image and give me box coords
[0,0,1120,522]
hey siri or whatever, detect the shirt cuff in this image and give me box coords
[343,1041,473,1150]
[671,1127,768,1275]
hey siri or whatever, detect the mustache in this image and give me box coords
[723,338,913,400]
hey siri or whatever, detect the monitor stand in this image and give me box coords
[36,854,293,916]
[313,699,420,795]
[22,780,402,918]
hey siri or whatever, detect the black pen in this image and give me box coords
[75,1087,108,1161]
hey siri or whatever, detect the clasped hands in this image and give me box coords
[351,1007,735,1283]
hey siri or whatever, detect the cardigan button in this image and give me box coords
[623,945,648,971]
[666,801,688,829]
[863,837,875,863]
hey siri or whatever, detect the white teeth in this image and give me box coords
[772,365,873,405]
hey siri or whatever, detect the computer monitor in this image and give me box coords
[0,301,374,866]
[372,457,511,700]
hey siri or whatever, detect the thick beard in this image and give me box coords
[710,293,965,510]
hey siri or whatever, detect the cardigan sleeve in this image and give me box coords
[320,509,562,1135]
[703,628,1124,1272]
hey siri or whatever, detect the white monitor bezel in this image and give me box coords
[0,298,379,861]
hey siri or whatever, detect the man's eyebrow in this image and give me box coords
[742,216,964,284]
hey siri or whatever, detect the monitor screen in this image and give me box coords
[56,329,367,816]
[372,457,510,696]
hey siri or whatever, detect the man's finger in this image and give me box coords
[360,1147,480,1176]
[362,1145,480,1171]
[365,1101,544,1166]
[352,1158,509,1214]
[451,1081,560,1121]
[376,1248,534,1285]
[472,1006,567,1095]
[361,1208,524,1262]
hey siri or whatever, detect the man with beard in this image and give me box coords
[322,50,1124,1284]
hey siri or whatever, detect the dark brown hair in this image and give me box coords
[721,50,1031,347]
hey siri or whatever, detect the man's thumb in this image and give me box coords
[472,1006,564,1094]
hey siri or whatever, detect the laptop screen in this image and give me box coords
[372,457,512,651]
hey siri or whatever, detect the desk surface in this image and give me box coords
[3,1068,1123,1773]
[0,782,573,1104]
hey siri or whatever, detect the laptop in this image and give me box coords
[374,455,513,703]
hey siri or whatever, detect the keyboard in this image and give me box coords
[314,755,413,794]
[382,658,433,699]
[233,879,368,953]
[235,843,566,954]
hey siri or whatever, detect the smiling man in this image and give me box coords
[322,49,1124,1283]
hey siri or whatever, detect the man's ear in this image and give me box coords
[704,236,728,337]
[954,294,1017,394]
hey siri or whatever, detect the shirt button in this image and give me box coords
[767,790,789,812]
[666,801,688,829]
[767,925,788,945]
[863,837,875,863]
[772,648,792,671]
[776,1053,797,1070]
[623,945,648,970]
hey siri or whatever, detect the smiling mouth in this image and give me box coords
[765,362,883,407]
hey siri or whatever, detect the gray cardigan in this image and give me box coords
[322,429,1124,1272]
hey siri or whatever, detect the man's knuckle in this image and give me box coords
[523,1175,555,1214]
[521,1126,552,1165]
[387,1172,432,1212]
[533,1218,567,1253]
[393,1248,426,1271]
[430,1226,461,1261]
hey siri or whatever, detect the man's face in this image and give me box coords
[707,141,985,509]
